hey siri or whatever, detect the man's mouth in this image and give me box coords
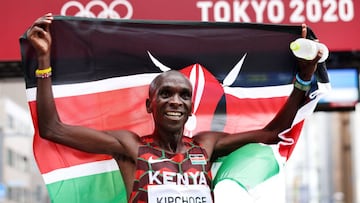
[165,111,183,117]
[165,111,185,121]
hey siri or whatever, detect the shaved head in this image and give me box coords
[149,70,192,99]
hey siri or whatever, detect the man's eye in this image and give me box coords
[181,92,191,100]
[160,90,170,98]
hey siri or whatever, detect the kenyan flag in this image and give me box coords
[20,16,330,202]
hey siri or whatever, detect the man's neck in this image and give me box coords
[152,130,185,153]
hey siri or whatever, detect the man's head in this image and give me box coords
[146,70,193,133]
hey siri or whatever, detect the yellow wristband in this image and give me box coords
[35,67,52,78]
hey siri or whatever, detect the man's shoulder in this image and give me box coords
[106,130,143,147]
[193,131,224,142]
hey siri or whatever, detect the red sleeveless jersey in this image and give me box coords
[129,136,213,203]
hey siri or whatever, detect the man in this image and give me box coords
[27,13,322,202]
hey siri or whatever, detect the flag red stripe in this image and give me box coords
[223,94,288,133]
[31,85,153,174]
[30,85,291,173]
[279,121,304,159]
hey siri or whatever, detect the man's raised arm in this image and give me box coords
[200,24,322,158]
[27,13,139,158]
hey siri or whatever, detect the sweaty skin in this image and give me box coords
[27,13,322,200]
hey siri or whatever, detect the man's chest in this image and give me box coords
[134,145,213,202]
[136,145,211,184]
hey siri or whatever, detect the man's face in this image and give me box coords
[147,72,193,133]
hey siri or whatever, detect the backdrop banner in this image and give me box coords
[2,0,359,60]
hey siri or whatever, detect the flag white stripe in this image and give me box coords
[26,74,299,102]
[42,159,119,184]
[224,85,293,99]
[26,73,160,102]
[293,82,331,124]
[278,82,331,146]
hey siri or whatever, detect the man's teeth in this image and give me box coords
[166,112,182,116]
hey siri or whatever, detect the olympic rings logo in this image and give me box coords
[61,0,133,19]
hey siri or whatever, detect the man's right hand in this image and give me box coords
[27,13,53,61]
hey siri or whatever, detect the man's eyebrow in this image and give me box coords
[158,85,171,90]
[181,87,191,92]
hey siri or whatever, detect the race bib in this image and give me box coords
[148,184,213,203]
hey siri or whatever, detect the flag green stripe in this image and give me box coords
[213,143,280,191]
[46,171,127,203]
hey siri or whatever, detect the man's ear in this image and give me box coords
[146,98,152,113]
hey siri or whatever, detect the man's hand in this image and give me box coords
[297,24,323,81]
[27,13,53,59]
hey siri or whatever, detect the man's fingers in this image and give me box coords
[34,19,51,30]
[314,50,323,62]
[44,12,53,17]
[27,25,48,42]
[26,13,54,43]
[32,14,53,31]
[301,23,307,38]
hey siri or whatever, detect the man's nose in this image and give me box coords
[169,94,182,106]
